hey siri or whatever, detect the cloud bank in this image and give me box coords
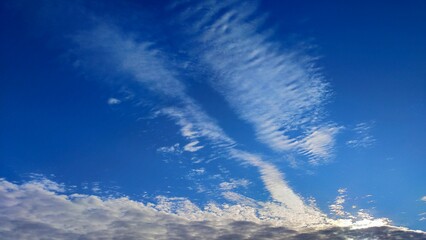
[1,179,424,240]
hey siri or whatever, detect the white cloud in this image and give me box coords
[184,140,204,152]
[191,168,205,175]
[219,179,250,191]
[75,24,186,98]
[346,122,376,148]
[1,178,419,239]
[107,97,121,105]
[421,196,426,202]
[230,149,312,214]
[420,213,426,221]
[221,191,257,206]
[299,126,341,164]
[176,0,339,163]
[159,104,235,149]
[76,23,235,150]
[329,188,348,217]
[157,143,182,154]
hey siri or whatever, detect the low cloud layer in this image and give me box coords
[1,179,424,240]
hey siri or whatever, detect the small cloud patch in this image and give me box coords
[184,140,204,152]
[107,97,121,105]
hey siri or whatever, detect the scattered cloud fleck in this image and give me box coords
[107,97,121,105]
[157,143,182,154]
[330,188,348,217]
[184,140,204,152]
[346,122,376,148]
[219,179,250,191]
[191,168,206,175]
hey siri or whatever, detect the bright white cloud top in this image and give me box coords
[1,178,424,239]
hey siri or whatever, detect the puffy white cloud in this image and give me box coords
[329,188,348,217]
[1,179,424,240]
[421,196,426,202]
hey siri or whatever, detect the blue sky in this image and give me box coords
[1,0,425,238]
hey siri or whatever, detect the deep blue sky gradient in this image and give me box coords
[1,0,425,230]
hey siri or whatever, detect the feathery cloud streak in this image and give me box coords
[174,0,339,163]
[75,23,322,219]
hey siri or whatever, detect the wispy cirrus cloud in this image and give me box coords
[157,143,182,154]
[346,122,376,148]
[184,140,204,152]
[420,212,426,221]
[74,23,322,221]
[173,0,339,164]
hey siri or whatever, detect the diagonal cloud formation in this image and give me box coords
[173,0,340,164]
[75,23,324,221]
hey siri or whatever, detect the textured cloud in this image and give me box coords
[329,188,348,217]
[75,24,186,99]
[346,122,376,148]
[184,140,204,152]
[219,179,250,191]
[1,179,424,240]
[421,196,426,202]
[299,126,341,164]
[75,23,317,218]
[157,143,182,154]
[174,0,339,163]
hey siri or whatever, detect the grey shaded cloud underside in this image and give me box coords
[1,218,425,240]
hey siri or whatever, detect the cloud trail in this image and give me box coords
[75,23,322,220]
